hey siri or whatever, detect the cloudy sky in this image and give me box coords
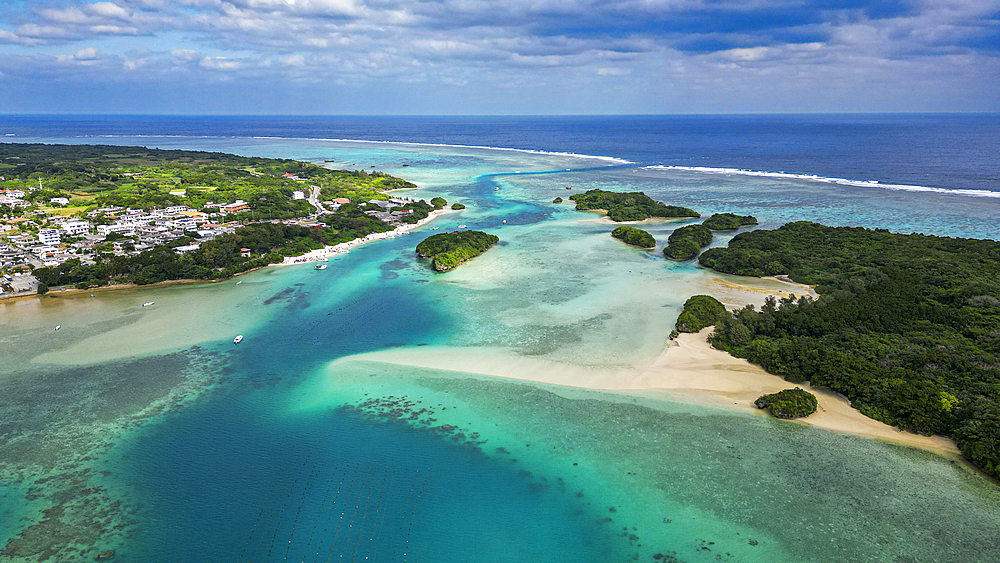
[0,0,997,114]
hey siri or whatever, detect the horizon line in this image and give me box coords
[1,111,998,118]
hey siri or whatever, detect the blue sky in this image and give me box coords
[0,0,998,114]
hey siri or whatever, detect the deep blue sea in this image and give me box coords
[2,115,1000,563]
[3,114,999,193]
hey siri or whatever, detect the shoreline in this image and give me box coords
[279,207,454,265]
[329,329,960,459]
[1,208,455,303]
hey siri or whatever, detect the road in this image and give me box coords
[307,186,326,216]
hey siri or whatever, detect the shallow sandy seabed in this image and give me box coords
[327,272,958,459]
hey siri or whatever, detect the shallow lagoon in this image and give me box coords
[2,137,1000,562]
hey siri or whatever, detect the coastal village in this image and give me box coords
[0,156,426,297]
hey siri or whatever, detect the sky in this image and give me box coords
[0,0,998,114]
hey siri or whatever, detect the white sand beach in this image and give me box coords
[280,208,453,265]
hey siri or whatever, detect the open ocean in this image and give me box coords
[1,115,999,563]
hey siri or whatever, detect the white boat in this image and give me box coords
[494,187,500,190]
[54,325,61,331]
[502,220,507,224]
[142,301,154,307]
[314,264,327,270]
[236,281,242,285]
[234,335,243,344]
[458,225,467,228]
[431,226,439,230]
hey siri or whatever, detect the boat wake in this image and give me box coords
[644,165,1000,199]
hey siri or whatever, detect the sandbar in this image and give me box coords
[328,327,959,458]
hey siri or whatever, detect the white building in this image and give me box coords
[60,220,91,236]
[97,224,136,237]
[37,228,61,245]
[292,191,306,200]
[50,198,70,206]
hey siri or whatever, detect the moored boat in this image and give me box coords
[233,335,243,344]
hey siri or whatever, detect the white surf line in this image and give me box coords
[644,165,1000,199]
[66,133,633,165]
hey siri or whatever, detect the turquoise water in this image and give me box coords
[2,136,1000,562]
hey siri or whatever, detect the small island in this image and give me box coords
[569,189,699,222]
[703,213,758,231]
[662,224,712,260]
[553,197,563,203]
[415,230,499,272]
[755,388,818,419]
[430,197,448,209]
[700,221,1000,480]
[674,295,726,335]
[451,202,466,210]
[611,226,655,248]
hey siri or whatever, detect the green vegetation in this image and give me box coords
[319,169,417,203]
[430,197,447,210]
[663,224,713,260]
[611,226,655,248]
[703,213,758,231]
[0,143,414,218]
[32,207,390,287]
[415,230,499,272]
[36,282,48,295]
[391,200,434,224]
[701,221,1000,479]
[676,295,727,333]
[451,203,466,210]
[569,189,699,222]
[553,197,563,203]
[755,388,818,419]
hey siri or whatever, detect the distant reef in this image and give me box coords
[611,226,655,248]
[415,230,499,272]
[569,189,699,222]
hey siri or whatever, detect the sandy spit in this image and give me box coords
[329,327,960,458]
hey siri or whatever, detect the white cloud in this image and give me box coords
[199,56,243,71]
[171,49,201,61]
[90,2,131,20]
[597,67,629,76]
[279,54,307,67]
[0,0,997,112]
[74,47,101,61]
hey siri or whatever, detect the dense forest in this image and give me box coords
[699,222,1000,479]
[569,189,699,222]
[663,223,712,260]
[703,213,758,231]
[415,230,499,272]
[611,226,655,248]
[32,206,389,287]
